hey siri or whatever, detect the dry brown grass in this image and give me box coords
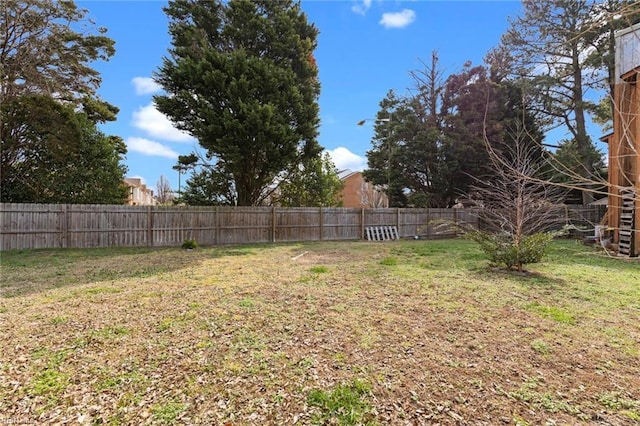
[0,239,638,425]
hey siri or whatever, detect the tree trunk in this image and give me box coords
[572,41,595,205]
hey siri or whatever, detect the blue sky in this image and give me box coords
[84,0,529,193]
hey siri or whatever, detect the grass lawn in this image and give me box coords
[1,239,639,425]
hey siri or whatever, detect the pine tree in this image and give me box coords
[155,0,321,206]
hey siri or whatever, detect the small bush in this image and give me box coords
[466,230,554,272]
[181,239,197,250]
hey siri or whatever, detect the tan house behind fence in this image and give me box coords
[124,178,157,206]
[338,170,388,208]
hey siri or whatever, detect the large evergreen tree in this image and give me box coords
[0,0,126,203]
[155,0,321,206]
[550,138,606,204]
[362,91,409,207]
[175,154,237,206]
[404,52,447,207]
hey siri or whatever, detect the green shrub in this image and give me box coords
[466,231,554,272]
[181,239,197,250]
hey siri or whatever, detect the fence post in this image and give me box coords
[319,207,323,241]
[189,207,194,241]
[454,208,458,230]
[396,208,400,237]
[361,208,365,240]
[215,206,219,245]
[62,204,70,248]
[147,206,153,247]
[272,206,277,243]
[426,209,431,239]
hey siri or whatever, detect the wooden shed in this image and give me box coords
[605,22,640,257]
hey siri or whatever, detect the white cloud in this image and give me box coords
[379,9,416,29]
[328,147,367,172]
[131,77,162,95]
[126,137,179,159]
[351,0,372,15]
[132,103,194,143]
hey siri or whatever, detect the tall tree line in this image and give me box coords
[364,53,544,208]
[365,0,639,207]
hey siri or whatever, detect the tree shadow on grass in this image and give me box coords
[0,244,259,298]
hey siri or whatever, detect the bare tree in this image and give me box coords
[357,180,388,208]
[477,125,567,234]
[155,175,174,205]
[461,119,570,272]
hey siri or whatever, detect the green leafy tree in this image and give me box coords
[362,91,410,207]
[177,165,237,206]
[64,116,128,204]
[277,152,344,207]
[1,95,80,202]
[172,153,237,205]
[154,0,322,206]
[1,96,128,203]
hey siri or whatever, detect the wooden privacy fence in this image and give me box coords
[0,204,480,250]
[0,203,605,251]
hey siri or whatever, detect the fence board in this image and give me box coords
[217,207,272,245]
[322,208,362,240]
[0,203,606,251]
[276,208,321,242]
